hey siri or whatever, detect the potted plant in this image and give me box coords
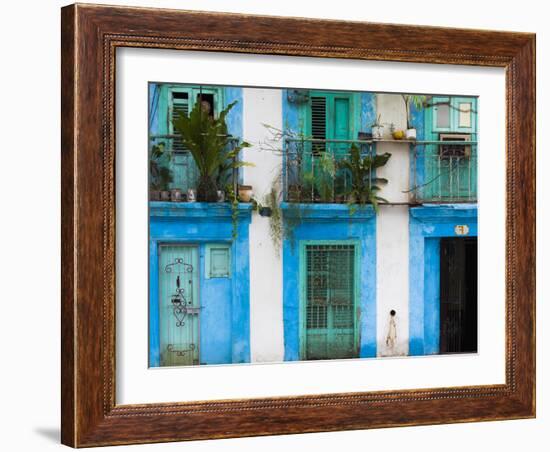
[401,94,427,140]
[149,143,173,201]
[338,144,391,213]
[238,185,253,202]
[371,114,384,140]
[172,100,251,202]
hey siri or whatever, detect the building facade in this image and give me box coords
[148,84,478,366]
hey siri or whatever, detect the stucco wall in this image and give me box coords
[375,94,411,356]
[243,88,285,362]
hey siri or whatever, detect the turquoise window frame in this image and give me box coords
[429,96,477,135]
[298,239,361,360]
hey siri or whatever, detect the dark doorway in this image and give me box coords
[440,237,478,354]
[196,93,215,118]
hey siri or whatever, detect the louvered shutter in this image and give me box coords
[171,92,189,152]
[169,91,199,192]
[310,96,327,153]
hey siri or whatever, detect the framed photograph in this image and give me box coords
[61,3,535,447]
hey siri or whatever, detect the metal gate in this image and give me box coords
[159,244,200,366]
[302,243,358,360]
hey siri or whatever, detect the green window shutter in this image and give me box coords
[302,243,358,360]
[206,244,231,278]
[168,88,197,192]
[170,92,189,152]
[310,96,327,153]
[308,92,353,143]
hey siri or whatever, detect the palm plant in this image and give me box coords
[172,100,251,202]
[338,144,391,213]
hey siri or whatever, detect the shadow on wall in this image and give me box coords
[34,427,60,443]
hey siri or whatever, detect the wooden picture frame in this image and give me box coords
[61,3,535,447]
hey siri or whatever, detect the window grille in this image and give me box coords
[438,133,471,158]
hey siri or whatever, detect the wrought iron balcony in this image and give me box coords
[410,141,478,204]
[283,138,377,204]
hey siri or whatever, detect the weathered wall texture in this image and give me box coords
[375,94,410,356]
[243,88,285,362]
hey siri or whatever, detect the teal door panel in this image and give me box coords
[301,243,359,360]
[302,92,357,201]
[159,245,200,366]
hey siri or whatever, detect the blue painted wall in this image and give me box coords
[409,100,426,190]
[281,204,377,360]
[149,202,252,366]
[223,86,243,138]
[281,90,378,360]
[409,204,478,356]
[360,92,377,133]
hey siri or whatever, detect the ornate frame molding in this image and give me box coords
[61,4,535,447]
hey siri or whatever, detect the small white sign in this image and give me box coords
[455,224,470,236]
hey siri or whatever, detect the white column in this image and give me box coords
[375,94,410,356]
[242,88,284,363]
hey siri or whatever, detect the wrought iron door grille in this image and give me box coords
[304,244,357,359]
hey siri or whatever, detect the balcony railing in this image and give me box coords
[410,141,478,204]
[149,134,241,194]
[283,138,376,203]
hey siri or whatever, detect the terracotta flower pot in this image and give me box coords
[238,185,253,202]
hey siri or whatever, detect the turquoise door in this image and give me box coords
[303,92,356,201]
[158,245,200,366]
[301,242,359,360]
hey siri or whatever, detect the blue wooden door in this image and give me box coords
[159,245,200,366]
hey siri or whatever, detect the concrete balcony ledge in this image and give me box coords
[149,201,253,220]
[280,202,375,221]
[410,203,477,223]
